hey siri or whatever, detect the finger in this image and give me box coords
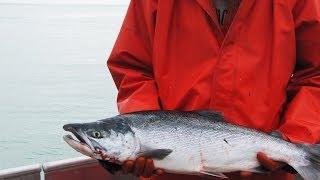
[240,171,253,177]
[133,157,146,177]
[122,161,134,174]
[257,152,282,171]
[155,169,165,176]
[142,158,154,177]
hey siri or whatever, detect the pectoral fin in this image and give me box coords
[139,149,173,160]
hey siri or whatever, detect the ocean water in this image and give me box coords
[0,3,128,169]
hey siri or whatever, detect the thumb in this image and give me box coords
[257,152,284,171]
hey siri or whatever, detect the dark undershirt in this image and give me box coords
[212,0,241,35]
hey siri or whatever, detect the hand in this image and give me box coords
[99,157,164,178]
[239,131,297,177]
[238,152,296,177]
[261,130,297,173]
[257,152,297,174]
[122,157,164,177]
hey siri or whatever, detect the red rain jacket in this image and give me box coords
[107,0,320,179]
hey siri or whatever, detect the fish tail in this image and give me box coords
[293,144,320,180]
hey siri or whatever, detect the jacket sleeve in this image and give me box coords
[278,0,320,143]
[107,0,161,114]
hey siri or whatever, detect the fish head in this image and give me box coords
[63,116,138,163]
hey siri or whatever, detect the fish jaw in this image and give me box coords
[63,124,106,159]
[63,134,102,159]
[63,123,138,164]
[63,134,125,163]
[63,124,97,152]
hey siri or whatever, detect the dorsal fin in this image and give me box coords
[193,110,224,121]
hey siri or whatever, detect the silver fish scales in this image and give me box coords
[63,110,320,180]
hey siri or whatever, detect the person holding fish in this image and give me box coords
[104,0,320,179]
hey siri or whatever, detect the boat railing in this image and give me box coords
[0,157,138,180]
[0,157,303,180]
[0,164,41,180]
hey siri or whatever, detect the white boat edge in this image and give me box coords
[42,156,97,173]
[0,156,98,179]
[0,156,303,180]
[0,164,42,178]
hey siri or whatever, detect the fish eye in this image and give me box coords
[92,131,102,138]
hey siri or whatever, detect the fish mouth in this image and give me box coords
[63,125,99,155]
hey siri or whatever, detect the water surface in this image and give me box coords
[0,3,127,169]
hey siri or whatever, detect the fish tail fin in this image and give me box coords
[293,144,320,180]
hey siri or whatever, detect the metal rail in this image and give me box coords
[0,157,302,180]
[0,157,137,180]
[0,164,41,180]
